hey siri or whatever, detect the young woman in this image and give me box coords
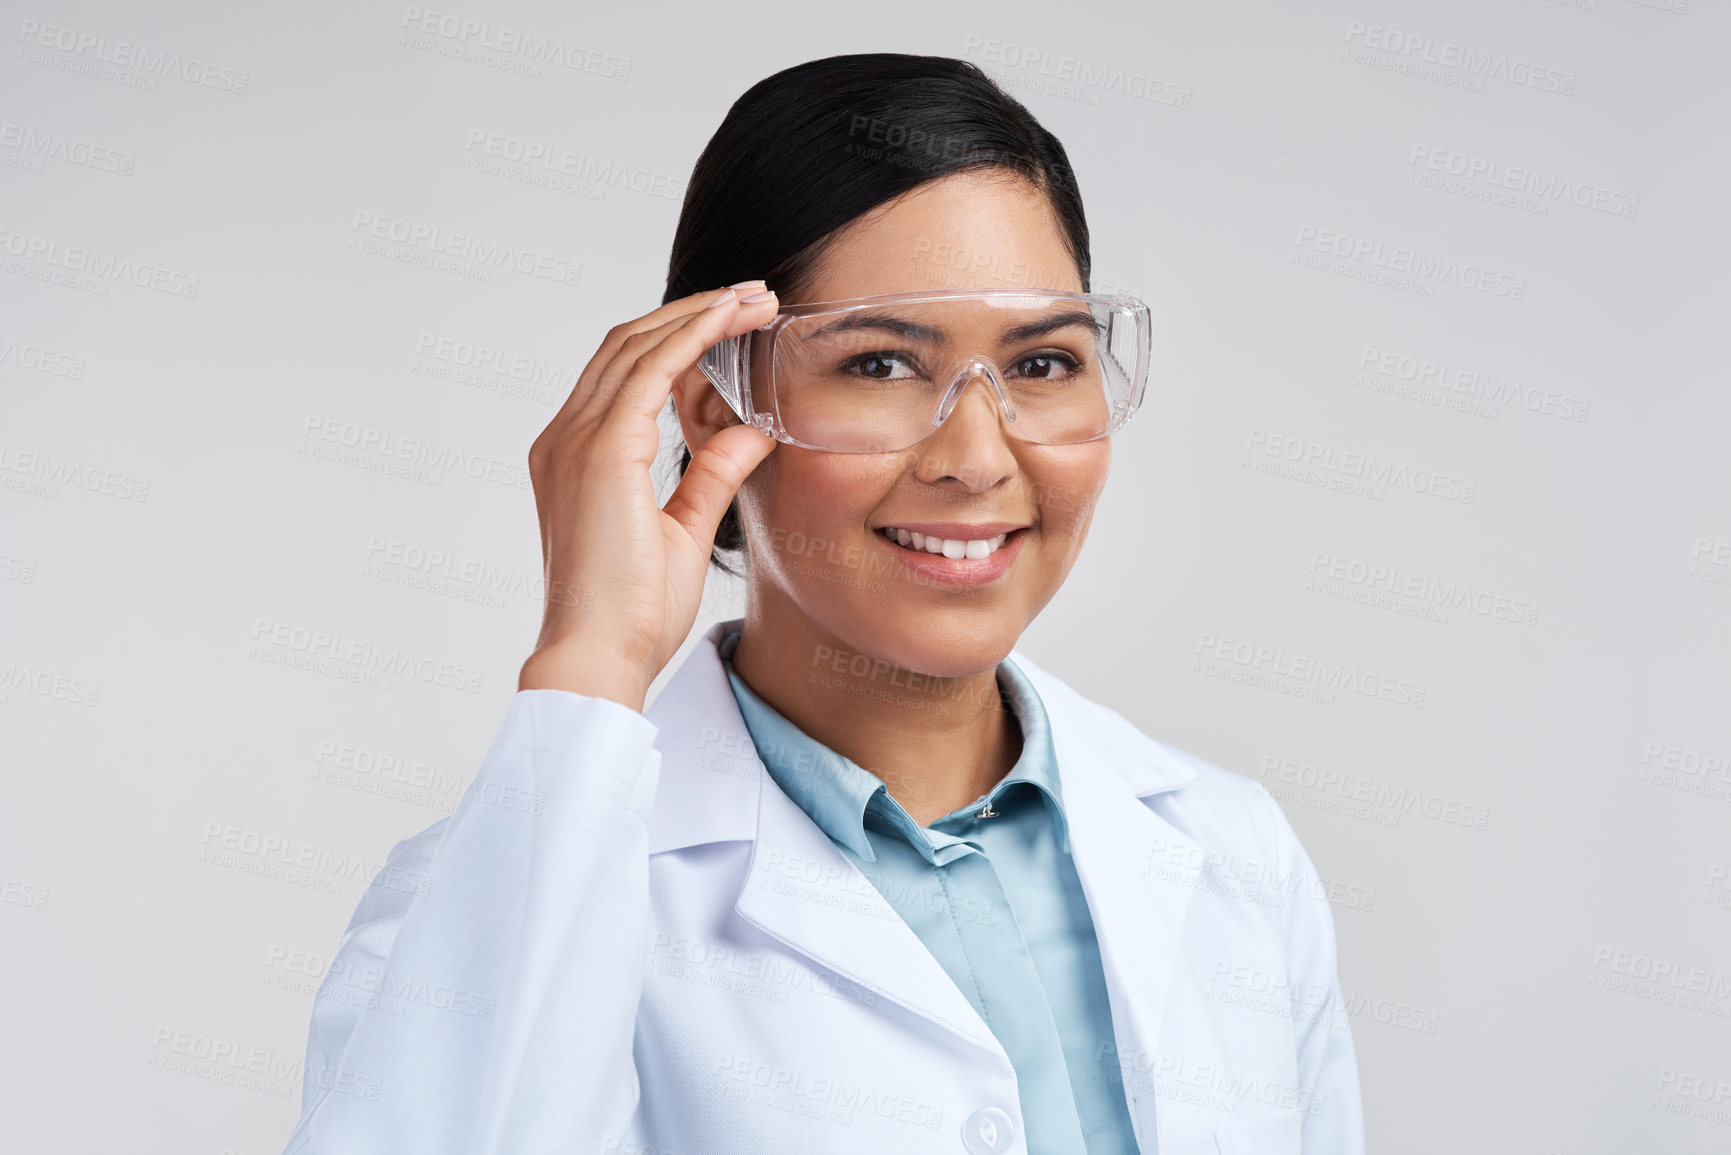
[283,54,1363,1155]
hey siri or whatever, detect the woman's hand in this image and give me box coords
[517,284,779,711]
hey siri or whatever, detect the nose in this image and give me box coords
[913,361,1019,489]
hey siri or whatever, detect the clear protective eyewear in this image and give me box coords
[699,287,1152,453]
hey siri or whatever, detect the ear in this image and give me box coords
[670,363,743,458]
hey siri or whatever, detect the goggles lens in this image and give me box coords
[701,289,1150,453]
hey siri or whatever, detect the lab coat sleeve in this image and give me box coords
[1251,781,1366,1155]
[281,689,662,1155]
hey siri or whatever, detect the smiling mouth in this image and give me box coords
[876,527,1018,560]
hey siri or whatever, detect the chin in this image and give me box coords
[825,601,1026,681]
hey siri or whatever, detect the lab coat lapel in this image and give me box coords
[646,621,1002,1056]
[735,768,1002,1053]
[1015,655,1203,1140]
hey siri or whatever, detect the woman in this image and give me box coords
[283,54,1363,1155]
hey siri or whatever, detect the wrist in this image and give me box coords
[517,648,650,713]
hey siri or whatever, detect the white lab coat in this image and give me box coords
[282,619,1364,1155]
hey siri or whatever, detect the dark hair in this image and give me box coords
[666,53,1091,574]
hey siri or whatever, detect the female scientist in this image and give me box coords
[283,53,1363,1155]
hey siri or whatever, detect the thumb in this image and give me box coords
[662,423,776,551]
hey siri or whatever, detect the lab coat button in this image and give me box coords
[961,1106,1014,1154]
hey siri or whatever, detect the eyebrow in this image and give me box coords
[803,310,1101,345]
[1002,311,1101,343]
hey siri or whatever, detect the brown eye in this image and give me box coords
[1012,353,1081,380]
[841,352,919,380]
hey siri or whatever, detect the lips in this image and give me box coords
[866,523,1030,588]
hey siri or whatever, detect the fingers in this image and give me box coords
[602,292,778,424]
[576,292,737,422]
[596,287,779,422]
[553,284,774,428]
[597,282,763,366]
[660,422,776,552]
[527,284,776,566]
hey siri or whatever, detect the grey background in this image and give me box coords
[3,0,1728,1152]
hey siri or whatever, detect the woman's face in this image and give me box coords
[735,169,1110,678]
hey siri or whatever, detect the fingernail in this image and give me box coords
[705,289,737,309]
[740,290,776,303]
[730,279,767,290]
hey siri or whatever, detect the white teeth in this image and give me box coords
[879,528,1013,558]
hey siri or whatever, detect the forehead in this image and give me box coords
[794,169,1084,302]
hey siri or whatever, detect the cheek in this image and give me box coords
[747,450,896,540]
[1030,446,1110,549]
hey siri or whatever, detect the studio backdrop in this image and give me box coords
[3,0,1727,1152]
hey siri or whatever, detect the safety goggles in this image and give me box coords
[698,288,1151,453]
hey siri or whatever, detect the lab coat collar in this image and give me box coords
[717,619,1075,861]
[644,620,1199,844]
[644,618,1205,1076]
